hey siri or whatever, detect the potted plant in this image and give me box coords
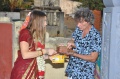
[71,0,105,31]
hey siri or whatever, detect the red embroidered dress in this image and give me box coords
[10,29,45,79]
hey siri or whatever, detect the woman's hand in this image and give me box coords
[57,45,74,56]
[43,48,57,60]
[67,40,75,50]
[48,55,54,61]
[59,49,75,56]
[47,48,57,56]
[57,46,68,54]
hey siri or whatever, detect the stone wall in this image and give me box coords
[34,0,81,15]
[0,12,20,20]
[60,0,81,14]
[101,0,120,79]
[34,0,60,7]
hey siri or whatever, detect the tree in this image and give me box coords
[0,0,10,11]
[9,0,23,11]
[71,0,105,11]
[0,0,34,11]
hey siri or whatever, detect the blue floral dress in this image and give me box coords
[65,26,102,79]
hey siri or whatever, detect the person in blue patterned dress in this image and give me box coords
[59,7,102,79]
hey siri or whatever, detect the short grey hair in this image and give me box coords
[74,7,94,25]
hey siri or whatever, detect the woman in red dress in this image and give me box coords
[10,10,57,79]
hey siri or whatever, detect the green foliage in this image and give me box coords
[16,0,24,8]
[0,0,34,11]
[8,0,24,11]
[71,0,105,11]
[22,2,33,9]
[0,0,10,11]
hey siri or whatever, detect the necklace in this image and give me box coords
[36,42,45,79]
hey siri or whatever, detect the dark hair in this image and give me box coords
[74,7,94,25]
[27,10,46,44]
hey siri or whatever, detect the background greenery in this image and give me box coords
[71,0,105,11]
[0,0,34,12]
[0,0,105,11]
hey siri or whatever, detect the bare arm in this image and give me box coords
[72,51,99,62]
[20,41,57,59]
[20,41,42,59]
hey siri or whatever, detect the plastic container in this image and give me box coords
[51,54,65,63]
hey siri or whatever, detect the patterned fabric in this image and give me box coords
[65,26,102,79]
[68,77,73,79]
